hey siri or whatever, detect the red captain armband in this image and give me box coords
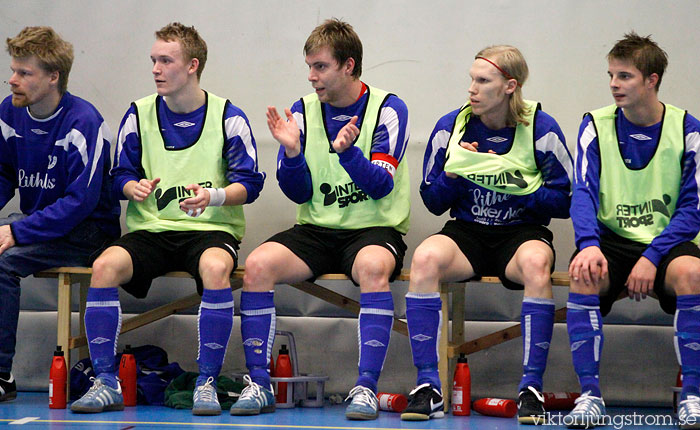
[371,153,399,178]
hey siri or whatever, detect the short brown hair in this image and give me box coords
[155,22,207,80]
[6,26,74,94]
[608,32,667,91]
[475,45,531,127]
[304,18,362,78]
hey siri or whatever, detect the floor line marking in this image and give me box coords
[8,416,40,425]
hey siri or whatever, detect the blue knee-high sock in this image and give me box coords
[519,297,555,392]
[356,292,394,393]
[567,293,603,397]
[675,295,700,400]
[196,288,234,386]
[84,287,121,389]
[406,292,442,390]
[240,291,275,389]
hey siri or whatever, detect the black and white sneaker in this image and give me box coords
[400,383,444,421]
[0,373,17,402]
[518,386,546,425]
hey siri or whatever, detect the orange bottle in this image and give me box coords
[119,345,137,406]
[451,354,471,415]
[472,398,518,418]
[49,345,67,409]
[275,345,292,404]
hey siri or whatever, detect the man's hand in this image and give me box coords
[569,245,608,287]
[0,225,15,256]
[332,116,359,153]
[124,178,161,202]
[626,256,656,301]
[267,106,301,158]
[179,183,209,217]
[445,141,495,178]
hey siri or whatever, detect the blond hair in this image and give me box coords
[304,18,363,78]
[155,22,207,80]
[6,26,74,94]
[475,45,531,126]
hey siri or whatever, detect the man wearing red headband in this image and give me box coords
[401,45,573,424]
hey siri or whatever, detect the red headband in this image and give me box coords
[476,56,522,87]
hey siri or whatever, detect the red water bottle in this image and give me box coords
[119,345,137,406]
[472,398,518,417]
[377,392,408,412]
[49,345,67,409]
[275,345,292,404]
[543,392,580,410]
[451,354,471,415]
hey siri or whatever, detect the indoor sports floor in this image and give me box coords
[0,392,684,429]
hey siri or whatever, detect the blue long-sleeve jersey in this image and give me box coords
[0,93,120,244]
[571,107,700,266]
[276,84,409,203]
[112,94,265,204]
[421,108,573,226]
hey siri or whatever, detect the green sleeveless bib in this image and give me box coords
[126,92,246,240]
[593,103,685,244]
[443,100,543,195]
[296,86,410,233]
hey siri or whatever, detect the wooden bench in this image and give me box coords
[35,267,571,405]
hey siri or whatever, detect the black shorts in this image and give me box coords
[576,233,700,316]
[110,230,240,298]
[265,224,407,284]
[437,220,555,290]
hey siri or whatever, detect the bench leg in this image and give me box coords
[56,273,72,398]
[78,279,89,360]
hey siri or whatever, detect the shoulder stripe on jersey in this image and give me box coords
[424,129,450,184]
[224,115,257,169]
[377,106,403,159]
[293,111,305,137]
[536,131,573,190]
[685,130,700,209]
[87,121,112,186]
[0,119,22,140]
[115,113,138,168]
[55,128,88,166]
[578,121,597,184]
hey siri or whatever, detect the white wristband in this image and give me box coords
[205,187,226,207]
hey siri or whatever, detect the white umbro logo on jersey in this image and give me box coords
[487,136,507,143]
[90,337,111,344]
[630,133,651,141]
[332,115,354,121]
[31,128,48,135]
[174,121,195,128]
